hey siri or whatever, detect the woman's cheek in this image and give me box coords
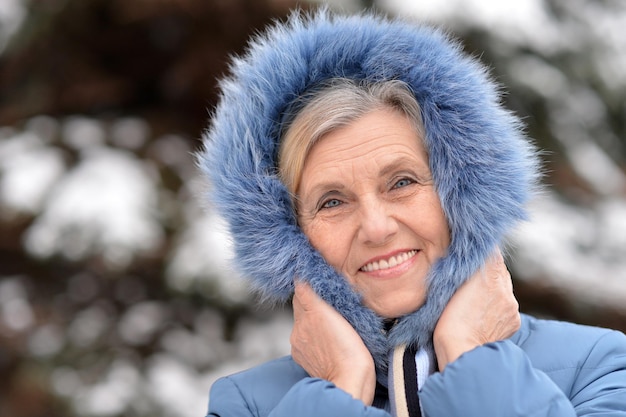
[304,219,349,273]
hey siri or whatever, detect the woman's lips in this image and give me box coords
[360,250,418,272]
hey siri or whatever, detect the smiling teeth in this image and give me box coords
[361,250,417,272]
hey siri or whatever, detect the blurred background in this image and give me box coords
[0,0,625,416]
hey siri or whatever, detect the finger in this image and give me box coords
[294,280,315,300]
[484,249,503,266]
[483,250,512,285]
[292,282,307,317]
[294,281,322,310]
[294,280,306,295]
[293,279,314,300]
[292,295,302,318]
[486,249,505,271]
[292,282,301,304]
[499,269,513,293]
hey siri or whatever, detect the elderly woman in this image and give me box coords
[199,10,626,417]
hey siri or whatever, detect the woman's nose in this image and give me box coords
[357,199,398,246]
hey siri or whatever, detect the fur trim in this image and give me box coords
[198,9,539,378]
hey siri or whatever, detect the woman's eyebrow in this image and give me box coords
[300,181,346,200]
[378,156,424,178]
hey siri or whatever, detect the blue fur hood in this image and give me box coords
[198,9,538,377]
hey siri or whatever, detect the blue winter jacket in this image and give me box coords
[208,314,626,416]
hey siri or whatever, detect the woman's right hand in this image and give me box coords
[291,281,376,405]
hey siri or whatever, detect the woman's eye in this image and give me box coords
[392,178,414,189]
[321,199,342,209]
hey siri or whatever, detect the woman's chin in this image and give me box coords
[366,297,425,320]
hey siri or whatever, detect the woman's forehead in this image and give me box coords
[299,110,429,191]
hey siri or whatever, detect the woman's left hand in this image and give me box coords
[291,281,377,405]
[433,251,521,372]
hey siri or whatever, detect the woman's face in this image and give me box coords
[297,109,450,318]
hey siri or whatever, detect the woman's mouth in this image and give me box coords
[360,250,418,272]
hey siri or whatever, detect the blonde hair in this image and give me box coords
[278,78,425,196]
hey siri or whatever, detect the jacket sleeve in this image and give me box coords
[207,376,391,417]
[568,330,626,414]
[420,331,626,417]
